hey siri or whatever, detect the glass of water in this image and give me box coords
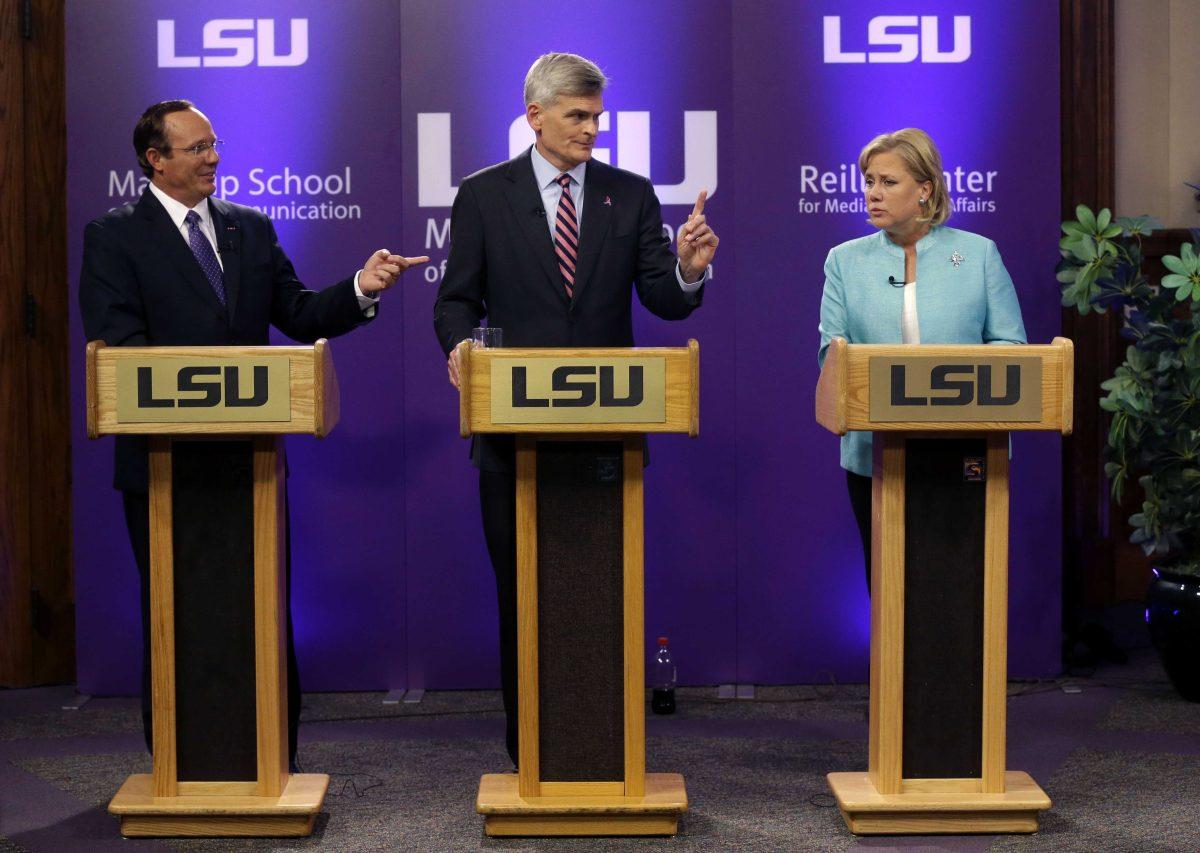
[472,326,503,348]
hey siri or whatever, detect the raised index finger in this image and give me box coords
[691,189,708,218]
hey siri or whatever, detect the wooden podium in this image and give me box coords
[86,341,336,837]
[816,338,1072,834]
[464,342,698,837]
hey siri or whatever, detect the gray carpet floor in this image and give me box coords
[2,648,1198,852]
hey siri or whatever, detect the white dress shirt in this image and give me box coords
[147,182,377,314]
[148,182,223,269]
[901,280,921,344]
[529,145,708,294]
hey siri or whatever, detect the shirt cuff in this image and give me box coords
[676,263,709,294]
[353,269,379,317]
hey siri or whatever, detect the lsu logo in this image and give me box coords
[417,111,718,207]
[512,365,644,409]
[157,19,309,68]
[890,364,1019,407]
[823,16,971,64]
[137,365,269,409]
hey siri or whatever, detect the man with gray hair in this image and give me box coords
[434,52,718,768]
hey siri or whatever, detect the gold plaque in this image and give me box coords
[868,355,1042,422]
[490,357,666,424]
[115,356,292,423]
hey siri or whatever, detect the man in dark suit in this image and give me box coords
[80,99,426,765]
[433,53,719,767]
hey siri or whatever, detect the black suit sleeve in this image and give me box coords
[434,180,487,356]
[79,220,150,346]
[633,179,703,321]
[263,217,372,343]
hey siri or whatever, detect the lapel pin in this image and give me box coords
[949,251,964,267]
[604,196,612,206]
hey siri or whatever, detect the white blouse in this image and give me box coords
[901,280,920,344]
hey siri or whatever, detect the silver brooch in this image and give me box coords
[949,251,964,267]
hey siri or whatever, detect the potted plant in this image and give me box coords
[1057,206,1200,700]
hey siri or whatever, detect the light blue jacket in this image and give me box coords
[817,226,1027,476]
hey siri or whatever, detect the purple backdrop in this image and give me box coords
[67,0,408,693]
[398,0,739,690]
[67,0,1061,695]
[730,1,1063,681]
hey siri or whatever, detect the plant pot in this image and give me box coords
[1146,569,1200,702]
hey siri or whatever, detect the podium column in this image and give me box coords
[468,343,698,836]
[87,341,336,837]
[816,338,1072,834]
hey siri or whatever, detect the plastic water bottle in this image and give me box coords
[652,636,676,715]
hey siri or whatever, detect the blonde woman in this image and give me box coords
[817,128,1026,591]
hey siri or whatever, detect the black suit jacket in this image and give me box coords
[433,147,704,472]
[80,188,373,492]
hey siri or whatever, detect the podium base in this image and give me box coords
[476,772,687,837]
[108,773,329,837]
[827,771,1050,835]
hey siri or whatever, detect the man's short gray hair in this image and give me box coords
[523,53,608,107]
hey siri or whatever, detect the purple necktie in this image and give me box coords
[553,174,578,299]
[184,210,227,306]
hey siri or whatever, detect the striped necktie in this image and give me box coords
[553,173,578,299]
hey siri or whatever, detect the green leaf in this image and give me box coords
[1163,255,1190,275]
[1162,273,1189,290]
[1076,204,1097,231]
[1062,281,1096,314]
[1116,215,1161,236]
[1076,264,1099,291]
[1060,234,1087,255]
[1101,224,1124,239]
[1096,208,1112,231]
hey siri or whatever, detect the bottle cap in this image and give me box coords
[658,636,669,646]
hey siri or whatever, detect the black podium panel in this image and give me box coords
[172,441,258,782]
[901,438,986,779]
[536,441,625,782]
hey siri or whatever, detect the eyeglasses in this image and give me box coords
[168,139,226,157]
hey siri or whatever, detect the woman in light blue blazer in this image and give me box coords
[817,128,1026,591]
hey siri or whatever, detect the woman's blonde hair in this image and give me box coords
[858,128,951,227]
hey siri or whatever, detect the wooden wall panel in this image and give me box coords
[0,0,73,687]
[0,0,34,686]
[1060,0,1122,616]
[25,0,73,684]
[1060,0,1183,613]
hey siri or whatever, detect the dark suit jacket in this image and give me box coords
[433,147,704,472]
[80,188,373,492]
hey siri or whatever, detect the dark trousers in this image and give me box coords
[122,491,301,765]
[846,470,873,594]
[479,469,519,768]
